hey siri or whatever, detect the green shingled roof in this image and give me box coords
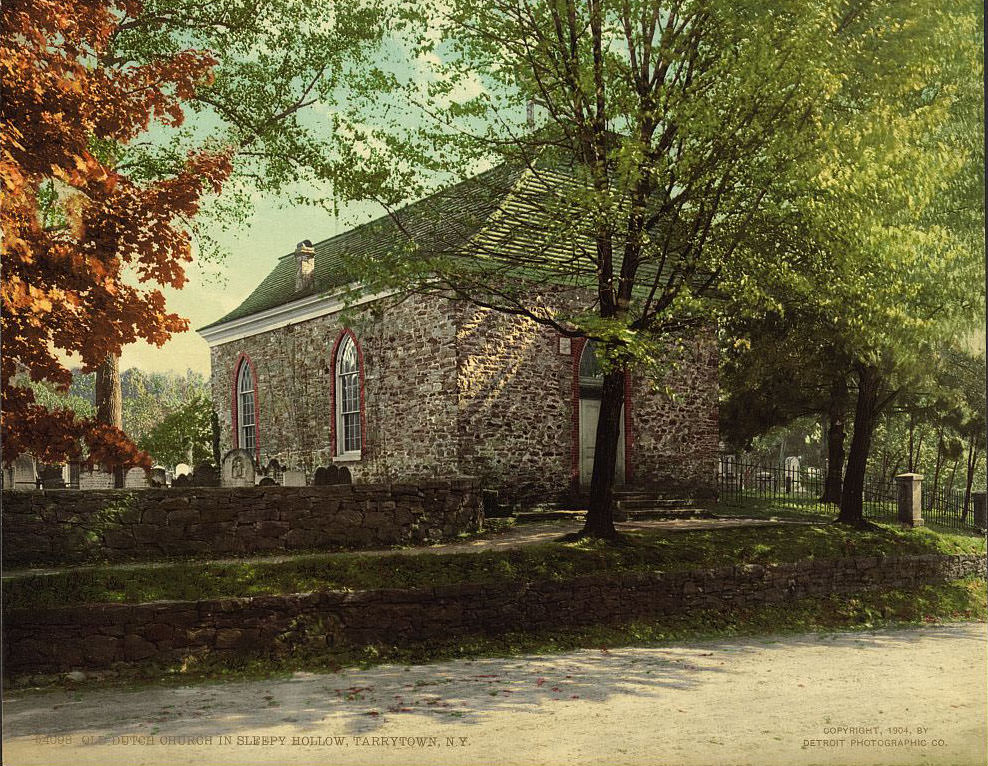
[199,162,525,330]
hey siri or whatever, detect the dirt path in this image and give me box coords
[3,623,985,766]
[2,517,805,579]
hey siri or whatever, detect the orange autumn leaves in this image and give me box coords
[1,0,232,468]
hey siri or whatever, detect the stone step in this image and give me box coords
[514,510,586,522]
[617,508,715,521]
[615,497,693,510]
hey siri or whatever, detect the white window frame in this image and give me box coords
[237,361,256,452]
[335,336,362,458]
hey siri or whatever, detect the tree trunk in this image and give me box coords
[838,365,883,526]
[582,367,625,539]
[95,353,124,486]
[821,378,847,504]
[962,438,980,521]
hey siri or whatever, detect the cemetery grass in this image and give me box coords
[11,578,986,690]
[5,521,985,611]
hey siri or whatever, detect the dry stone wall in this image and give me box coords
[4,553,984,676]
[1,482,482,567]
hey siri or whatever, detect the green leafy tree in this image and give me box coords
[336,0,980,537]
[138,394,214,466]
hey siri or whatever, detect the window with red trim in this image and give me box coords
[236,360,257,451]
[335,335,362,454]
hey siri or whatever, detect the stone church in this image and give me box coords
[198,164,719,503]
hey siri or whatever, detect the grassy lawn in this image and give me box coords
[5,520,985,610]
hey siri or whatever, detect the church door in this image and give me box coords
[578,342,625,488]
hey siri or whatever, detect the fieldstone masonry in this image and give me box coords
[208,292,718,504]
[1,481,482,567]
[4,553,984,676]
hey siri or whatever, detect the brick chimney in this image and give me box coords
[294,239,315,291]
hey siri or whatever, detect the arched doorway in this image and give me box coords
[578,341,625,487]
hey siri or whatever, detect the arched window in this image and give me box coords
[236,359,257,451]
[335,335,362,454]
[579,340,603,398]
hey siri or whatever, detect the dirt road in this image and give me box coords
[3,623,985,766]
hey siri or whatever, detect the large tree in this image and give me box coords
[336,0,977,537]
[1,0,231,468]
[2,0,394,468]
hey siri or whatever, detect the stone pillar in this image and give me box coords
[973,492,987,529]
[896,473,923,528]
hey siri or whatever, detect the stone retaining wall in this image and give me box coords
[1,481,482,567]
[4,553,983,676]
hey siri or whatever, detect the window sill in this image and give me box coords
[332,453,362,464]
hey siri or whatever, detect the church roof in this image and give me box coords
[199,163,525,331]
[200,152,693,333]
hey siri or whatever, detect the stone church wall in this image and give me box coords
[209,294,460,482]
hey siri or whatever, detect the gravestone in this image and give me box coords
[783,456,801,493]
[258,477,277,486]
[38,463,66,489]
[282,470,306,487]
[172,473,192,487]
[78,467,114,490]
[174,463,192,479]
[263,459,284,485]
[149,466,168,487]
[221,449,256,488]
[11,454,38,490]
[313,465,352,486]
[191,462,220,487]
[124,467,149,488]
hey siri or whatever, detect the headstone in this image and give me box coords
[258,476,277,486]
[263,459,285,485]
[124,467,149,488]
[313,465,352,486]
[172,472,192,487]
[11,454,38,490]
[78,467,114,490]
[783,456,801,493]
[174,463,192,478]
[282,470,306,487]
[149,466,168,487]
[38,463,67,489]
[221,449,256,488]
[191,462,220,487]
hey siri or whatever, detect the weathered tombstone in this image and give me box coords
[78,467,114,490]
[124,466,149,488]
[174,463,192,479]
[172,472,192,487]
[313,464,352,486]
[258,476,277,486]
[221,449,256,488]
[11,454,38,490]
[192,462,220,487]
[783,456,801,493]
[38,463,67,489]
[282,470,306,487]
[149,466,168,487]
[263,458,284,485]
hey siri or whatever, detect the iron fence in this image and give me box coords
[922,487,974,531]
[718,455,979,531]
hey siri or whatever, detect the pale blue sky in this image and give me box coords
[118,192,385,376]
